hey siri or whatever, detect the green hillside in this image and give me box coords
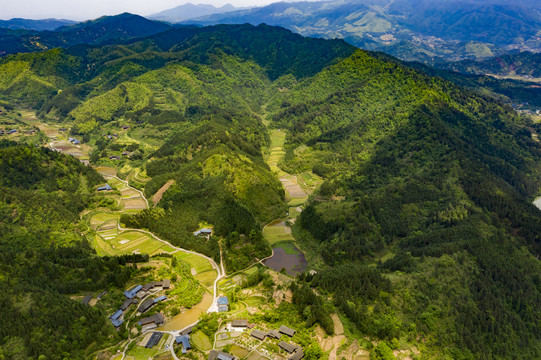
[270,49,541,359]
[0,141,140,359]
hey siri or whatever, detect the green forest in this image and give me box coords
[0,21,539,360]
[0,141,144,359]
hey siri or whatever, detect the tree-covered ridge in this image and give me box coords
[0,141,138,359]
[266,49,541,358]
[0,13,172,56]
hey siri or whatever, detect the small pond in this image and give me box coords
[264,242,307,275]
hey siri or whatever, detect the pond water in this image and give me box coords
[158,291,213,331]
[264,242,307,275]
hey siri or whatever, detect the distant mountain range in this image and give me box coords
[0,18,76,31]
[181,0,541,63]
[1,0,540,65]
[149,2,239,23]
[0,13,172,56]
[439,51,541,79]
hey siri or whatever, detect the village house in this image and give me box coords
[138,313,165,327]
[278,325,296,337]
[175,334,192,353]
[251,329,266,340]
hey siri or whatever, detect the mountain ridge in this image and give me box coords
[150,2,239,23]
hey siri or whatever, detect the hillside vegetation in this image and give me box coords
[0,141,140,359]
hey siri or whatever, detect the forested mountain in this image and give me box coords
[0,18,76,31]
[0,22,540,359]
[150,3,238,23]
[439,51,541,78]
[0,141,139,358]
[183,0,541,63]
[0,13,172,56]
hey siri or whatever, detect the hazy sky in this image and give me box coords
[1,0,280,20]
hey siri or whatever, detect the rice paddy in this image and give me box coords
[191,330,212,351]
[263,220,295,245]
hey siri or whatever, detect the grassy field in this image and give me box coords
[274,242,302,255]
[297,171,323,194]
[195,270,218,289]
[177,253,214,274]
[191,330,212,351]
[90,212,120,229]
[263,220,295,245]
[244,296,265,306]
[230,345,250,359]
[243,266,260,276]
[125,345,168,360]
[266,130,288,176]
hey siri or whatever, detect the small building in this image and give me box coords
[217,296,229,305]
[176,334,192,354]
[111,318,123,327]
[154,295,167,303]
[7,129,16,134]
[73,139,80,145]
[138,298,156,313]
[120,298,138,311]
[138,313,165,326]
[109,155,120,160]
[142,279,171,291]
[278,341,297,354]
[267,330,282,339]
[145,332,163,348]
[97,184,113,191]
[193,228,212,236]
[217,296,229,312]
[110,310,123,321]
[251,329,266,341]
[289,350,304,360]
[208,350,235,360]
[278,325,296,337]
[180,325,195,336]
[81,295,92,305]
[124,284,143,299]
[230,319,248,328]
[97,291,107,299]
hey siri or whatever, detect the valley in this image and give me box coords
[0,20,540,360]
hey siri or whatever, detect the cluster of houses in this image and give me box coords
[220,320,303,360]
[67,137,81,145]
[108,280,170,329]
[250,324,303,360]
